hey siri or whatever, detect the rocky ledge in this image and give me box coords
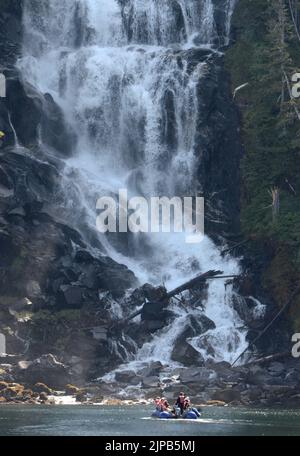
[1,354,300,408]
[104,357,300,408]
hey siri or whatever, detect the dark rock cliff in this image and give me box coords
[195,53,241,239]
[0,1,137,380]
[0,0,23,68]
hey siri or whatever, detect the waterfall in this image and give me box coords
[8,112,21,149]
[19,0,248,367]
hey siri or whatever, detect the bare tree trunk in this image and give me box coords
[288,0,300,42]
[271,187,280,221]
[283,69,300,120]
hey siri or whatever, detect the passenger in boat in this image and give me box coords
[175,392,185,415]
[160,397,170,411]
[183,396,191,411]
[154,397,161,411]
[182,397,202,418]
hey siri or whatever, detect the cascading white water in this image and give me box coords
[19,0,249,366]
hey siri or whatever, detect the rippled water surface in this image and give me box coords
[0,405,300,436]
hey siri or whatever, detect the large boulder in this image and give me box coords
[170,314,215,366]
[268,362,285,377]
[179,315,216,340]
[241,387,263,404]
[144,320,166,332]
[3,76,75,155]
[171,340,205,366]
[58,284,83,309]
[32,383,53,395]
[245,365,279,386]
[138,362,163,378]
[263,385,296,398]
[208,361,248,383]
[142,376,160,389]
[139,286,172,329]
[40,93,76,156]
[0,150,61,212]
[115,370,141,385]
[0,364,14,382]
[212,387,242,404]
[284,369,300,386]
[179,367,217,386]
[16,354,71,389]
[95,257,137,299]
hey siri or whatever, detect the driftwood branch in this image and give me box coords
[233,82,249,99]
[285,177,297,195]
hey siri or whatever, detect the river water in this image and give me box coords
[0,405,299,436]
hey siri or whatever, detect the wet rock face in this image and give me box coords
[119,0,187,45]
[119,0,234,48]
[195,55,241,238]
[0,2,75,153]
[0,125,137,378]
[170,314,215,366]
[211,0,233,45]
[171,340,205,366]
[0,200,137,310]
[0,0,23,67]
[1,74,75,155]
[0,36,138,318]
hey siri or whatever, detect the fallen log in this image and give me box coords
[165,270,223,299]
[110,270,228,329]
[242,351,290,368]
[205,275,239,280]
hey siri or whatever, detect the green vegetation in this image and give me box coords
[226,0,300,327]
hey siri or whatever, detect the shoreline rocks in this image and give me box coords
[1,350,300,408]
[16,354,72,389]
